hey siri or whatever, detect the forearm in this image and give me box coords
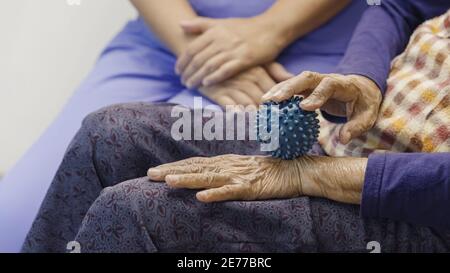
[130,0,197,56]
[255,0,351,51]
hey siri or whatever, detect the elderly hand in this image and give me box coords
[199,63,292,107]
[147,154,367,204]
[176,17,286,88]
[262,72,382,144]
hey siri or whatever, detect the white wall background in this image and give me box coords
[0,0,136,176]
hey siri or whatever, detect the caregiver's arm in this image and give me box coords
[177,0,351,88]
[260,0,352,49]
[129,0,197,56]
[362,153,450,230]
[335,0,450,93]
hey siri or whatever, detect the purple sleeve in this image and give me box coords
[323,0,449,124]
[361,153,450,230]
[335,0,450,94]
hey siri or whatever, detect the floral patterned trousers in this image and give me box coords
[22,103,450,253]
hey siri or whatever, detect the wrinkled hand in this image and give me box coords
[199,63,293,107]
[147,154,367,204]
[262,72,382,144]
[176,17,285,88]
[148,154,305,203]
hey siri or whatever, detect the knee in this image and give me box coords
[77,179,163,252]
[81,179,201,251]
[87,179,150,220]
[84,179,174,239]
[91,179,167,215]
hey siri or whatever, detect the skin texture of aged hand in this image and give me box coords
[262,72,383,144]
[199,63,293,107]
[148,155,367,204]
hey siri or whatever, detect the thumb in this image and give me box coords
[265,62,294,83]
[180,17,214,34]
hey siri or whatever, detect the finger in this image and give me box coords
[265,62,294,83]
[203,60,247,86]
[229,89,258,107]
[182,44,221,87]
[176,34,214,74]
[179,17,214,34]
[248,68,276,93]
[215,95,238,107]
[338,109,377,144]
[158,156,229,169]
[147,165,209,181]
[300,77,337,111]
[196,185,247,203]
[185,52,232,88]
[148,157,219,180]
[262,71,323,102]
[232,81,265,105]
[165,173,230,189]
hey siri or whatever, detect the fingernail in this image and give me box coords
[273,89,287,100]
[262,93,271,100]
[302,98,312,105]
[196,192,207,201]
[147,168,161,178]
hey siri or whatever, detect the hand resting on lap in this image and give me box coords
[148,155,367,204]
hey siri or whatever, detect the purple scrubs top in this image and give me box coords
[0,0,367,252]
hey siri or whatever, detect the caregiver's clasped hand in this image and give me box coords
[147,155,367,204]
[175,16,287,88]
[198,63,292,107]
[262,72,383,144]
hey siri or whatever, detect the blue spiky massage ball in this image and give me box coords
[257,96,320,160]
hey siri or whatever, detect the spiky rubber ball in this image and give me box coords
[257,96,320,160]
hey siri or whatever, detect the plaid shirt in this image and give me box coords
[319,9,450,157]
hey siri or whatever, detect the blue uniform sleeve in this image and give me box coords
[361,152,450,230]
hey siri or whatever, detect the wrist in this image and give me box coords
[173,33,197,57]
[348,74,382,95]
[250,14,291,54]
[296,156,367,204]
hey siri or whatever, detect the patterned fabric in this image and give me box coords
[319,10,450,157]
[22,103,450,253]
[21,103,261,252]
